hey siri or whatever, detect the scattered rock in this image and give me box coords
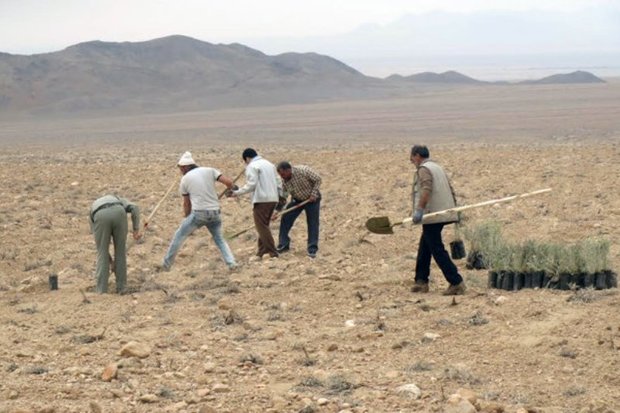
[345,320,356,328]
[396,383,422,399]
[101,362,118,381]
[204,362,216,372]
[494,296,507,305]
[445,394,477,413]
[197,388,211,397]
[327,344,338,352]
[212,383,231,393]
[167,401,188,412]
[422,332,441,342]
[456,388,478,406]
[317,398,329,406]
[139,394,158,403]
[120,341,151,358]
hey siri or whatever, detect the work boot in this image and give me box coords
[442,282,466,296]
[411,281,429,293]
[276,245,290,254]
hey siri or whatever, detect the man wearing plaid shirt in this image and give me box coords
[274,161,322,258]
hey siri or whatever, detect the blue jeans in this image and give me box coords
[163,210,236,269]
[278,198,320,254]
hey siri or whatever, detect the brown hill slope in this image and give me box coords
[0,35,384,115]
[519,70,606,85]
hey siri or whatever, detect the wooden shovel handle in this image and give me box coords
[143,179,177,229]
[404,188,552,225]
[218,169,246,199]
[277,199,311,216]
[228,199,312,240]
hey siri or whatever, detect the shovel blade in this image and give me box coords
[365,216,394,235]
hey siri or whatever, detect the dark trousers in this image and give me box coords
[253,202,278,257]
[278,198,320,254]
[415,223,463,286]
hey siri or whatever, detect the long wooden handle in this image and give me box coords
[218,169,246,199]
[144,179,177,229]
[227,199,312,240]
[403,188,552,225]
[277,199,310,215]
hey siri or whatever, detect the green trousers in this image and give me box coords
[93,205,128,293]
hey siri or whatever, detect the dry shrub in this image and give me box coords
[443,365,481,385]
[239,353,263,365]
[297,376,323,388]
[326,375,355,394]
[406,361,434,372]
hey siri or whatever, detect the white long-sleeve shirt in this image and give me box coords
[233,156,282,204]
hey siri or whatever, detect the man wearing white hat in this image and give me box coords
[161,151,238,271]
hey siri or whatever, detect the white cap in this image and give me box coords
[177,151,195,166]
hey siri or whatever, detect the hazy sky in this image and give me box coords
[0,0,616,54]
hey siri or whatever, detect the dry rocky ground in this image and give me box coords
[0,84,619,413]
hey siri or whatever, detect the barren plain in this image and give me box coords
[1,82,619,413]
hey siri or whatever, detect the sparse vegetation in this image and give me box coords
[239,353,264,365]
[326,375,355,395]
[406,361,434,372]
[443,365,481,385]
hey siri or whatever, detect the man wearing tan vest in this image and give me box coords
[410,145,466,295]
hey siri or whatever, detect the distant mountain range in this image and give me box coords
[386,70,605,85]
[0,35,607,116]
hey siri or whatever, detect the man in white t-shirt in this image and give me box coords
[161,151,237,271]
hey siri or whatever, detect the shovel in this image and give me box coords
[226,199,310,240]
[218,168,245,199]
[109,178,178,270]
[366,188,552,235]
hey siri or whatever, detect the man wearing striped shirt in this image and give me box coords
[274,161,322,258]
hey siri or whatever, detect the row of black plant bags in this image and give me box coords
[488,270,618,291]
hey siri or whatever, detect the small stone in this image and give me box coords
[456,388,478,406]
[445,394,477,413]
[168,401,188,412]
[139,394,158,403]
[211,383,230,393]
[197,388,211,397]
[494,296,507,305]
[120,341,151,359]
[422,332,440,342]
[204,362,216,372]
[345,320,356,328]
[9,390,19,399]
[396,383,421,399]
[327,344,338,352]
[101,363,118,381]
[317,398,329,406]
